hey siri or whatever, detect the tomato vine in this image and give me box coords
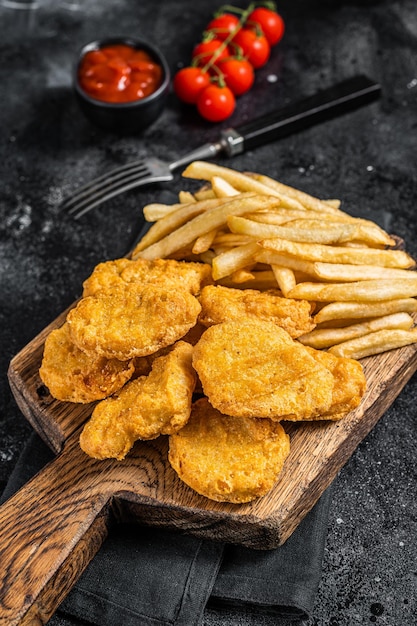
[173,1,285,122]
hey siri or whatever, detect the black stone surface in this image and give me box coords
[1,0,416,624]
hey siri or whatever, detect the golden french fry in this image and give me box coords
[313,262,417,282]
[328,328,417,359]
[212,242,260,280]
[314,298,417,323]
[228,215,393,246]
[211,176,240,198]
[244,210,315,225]
[134,197,227,253]
[143,202,184,221]
[260,237,415,268]
[298,312,415,349]
[230,269,256,283]
[245,208,348,225]
[271,265,296,296]
[192,229,218,255]
[213,233,254,247]
[254,249,318,276]
[134,194,278,261]
[323,199,341,209]
[288,278,417,302]
[281,219,394,246]
[178,190,196,204]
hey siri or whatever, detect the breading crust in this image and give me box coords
[168,397,291,503]
[198,285,316,338]
[39,322,134,403]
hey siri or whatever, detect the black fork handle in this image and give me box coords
[221,75,381,155]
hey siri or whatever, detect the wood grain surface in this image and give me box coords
[2,309,417,624]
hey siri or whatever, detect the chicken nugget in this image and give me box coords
[39,322,135,403]
[82,257,212,297]
[80,341,196,460]
[304,346,367,419]
[198,285,315,338]
[82,258,132,296]
[168,397,290,503]
[192,319,334,420]
[67,283,201,360]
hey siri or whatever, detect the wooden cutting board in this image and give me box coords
[2,305,417,626]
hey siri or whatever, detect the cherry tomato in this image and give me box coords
[192,39,231,66]
[248,7,285,46]
[232,28,271,69]
[218,58,254,96]
[197,84,236,122]
[173,66,211,104]
[206,13,240,41]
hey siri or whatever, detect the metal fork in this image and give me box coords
[62,75,380,219]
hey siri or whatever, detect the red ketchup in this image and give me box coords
[78,44,163,103]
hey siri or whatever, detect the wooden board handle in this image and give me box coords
[0,433,112,625]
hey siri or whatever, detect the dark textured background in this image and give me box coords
[1,0,416,624]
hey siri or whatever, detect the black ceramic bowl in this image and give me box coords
[74,36,170,133]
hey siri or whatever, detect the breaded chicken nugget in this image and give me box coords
[67,283,201,360]
[80,341,196,460]
[168,397,291,503]
[39,322,135,403]
[304,346,366,419]
[82,257,212,297]
[82,258,132,296]
[193,319,334,421]
[198,285,315,338]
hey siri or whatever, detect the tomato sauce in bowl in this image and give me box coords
[74,37,170,132]
[78,44,163,104]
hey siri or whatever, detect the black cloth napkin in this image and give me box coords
[1,433,333,625]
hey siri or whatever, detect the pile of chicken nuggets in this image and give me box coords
[39,256,366,503]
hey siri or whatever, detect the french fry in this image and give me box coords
[313,262,417,282]
[254,249,318,276]
[271,265,296,296]
[211,176,240,198]
[228,215,392,246]
[328,328,417,359]
[288,278,417,302]
[212,242,260,280]
[230,269,256,283]
[314,299,417,323]
[213,233,254,247]
[178,190,196,204]
[143,201,184,221]
[192,228,218,255]
[134,194,279,261]
[260,238,415,268]
[245,208,348,224]
[280,219,394,246]
[298,312,415,349]
[323,199,341,209]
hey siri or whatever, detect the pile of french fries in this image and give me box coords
[132,161,417,360]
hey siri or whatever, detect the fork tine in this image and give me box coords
[68,167,173,219]
[62,160,150,212]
